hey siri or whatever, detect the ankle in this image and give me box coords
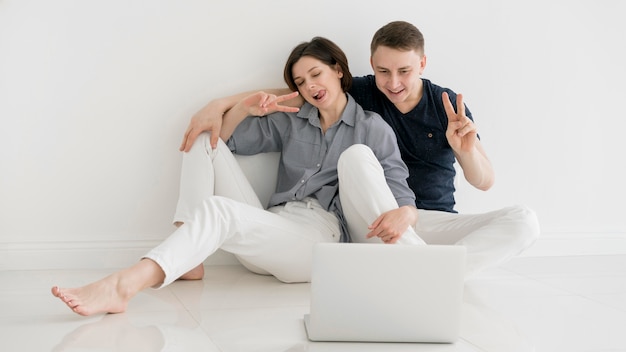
[180,264,204,281]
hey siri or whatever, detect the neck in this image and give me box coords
[394,78,423,114]
[319,93,348,133]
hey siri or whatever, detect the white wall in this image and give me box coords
[1,0,624,269]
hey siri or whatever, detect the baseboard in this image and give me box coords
[0,240,240,271]
[518,232,626,257]
[1,232,624,271]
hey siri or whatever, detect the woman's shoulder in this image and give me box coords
[356,108,395,137]
[361,109,385,122]
[349,97,386,125]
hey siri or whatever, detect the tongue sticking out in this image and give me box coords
[314,90,326,101]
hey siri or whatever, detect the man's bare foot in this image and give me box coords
[179,263,204,280]
[51,273,131,316]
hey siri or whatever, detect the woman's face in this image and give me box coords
[291,56,343,110]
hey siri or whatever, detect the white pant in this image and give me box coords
[415,206,540,278]
[145,133,539,285]
[337,144,425,245]
[338,145,540,278]
[144,135,416,286]
[339,144,540,278]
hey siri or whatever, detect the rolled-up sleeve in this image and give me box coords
[227,113,289,155]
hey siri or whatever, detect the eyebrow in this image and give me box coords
[375,64,412,71]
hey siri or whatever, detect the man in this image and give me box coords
[179,21,540,278]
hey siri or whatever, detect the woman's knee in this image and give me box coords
[187,132,228,155]
[337,144,376,173]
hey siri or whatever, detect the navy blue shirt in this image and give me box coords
[350,76,474,213]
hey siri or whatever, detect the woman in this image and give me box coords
[51,37,425,316]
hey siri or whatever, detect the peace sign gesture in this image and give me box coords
[442,91,477,154]
[242,91,300,117]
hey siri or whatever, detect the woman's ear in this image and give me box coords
[335,64,344,78]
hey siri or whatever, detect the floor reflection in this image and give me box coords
[52,314,164,352]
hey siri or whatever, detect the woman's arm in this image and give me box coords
[366,205,419,244]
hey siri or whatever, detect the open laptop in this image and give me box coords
[304,243,466,343]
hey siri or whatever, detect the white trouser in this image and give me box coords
[145,135,342,286]
[338,144,540,278]
[415,205,540,278]
[145,135,425,286]
[337,144,425,245]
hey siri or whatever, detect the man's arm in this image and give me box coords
[219,91,300,142]
[180,88,302,152]
[442,92,495,191]
[455,139,494,191]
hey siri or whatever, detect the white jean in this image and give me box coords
[339,144,540,278]
[144,135,418,287]
[145,133,539,285]
[415,206,540,278]
[337,144,425,245]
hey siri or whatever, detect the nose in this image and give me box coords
[389,73,400,88]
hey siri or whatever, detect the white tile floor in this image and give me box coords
[2,250,626,351]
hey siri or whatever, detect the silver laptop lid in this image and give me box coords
[305,243,466,343]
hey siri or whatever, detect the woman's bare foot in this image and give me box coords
[173,221,204,281]
[179,263,204,280]
[51,274,131,316]
[51,259,165,316]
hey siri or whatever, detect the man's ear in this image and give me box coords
[419,55,427,75]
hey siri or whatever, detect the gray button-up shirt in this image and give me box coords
[227,94,415,241]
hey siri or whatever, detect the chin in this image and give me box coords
[385,93,405,104]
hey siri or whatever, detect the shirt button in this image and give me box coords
[316,164,321,168]
[301,180,305,183]
[427,133,433,138]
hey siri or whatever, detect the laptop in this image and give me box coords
[304,243,466,343]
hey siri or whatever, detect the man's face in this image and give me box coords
[370,46,426,108]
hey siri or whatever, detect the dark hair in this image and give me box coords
[370,21,425,55]
[283,36,352,92]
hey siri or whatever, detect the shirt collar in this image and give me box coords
[297,93,357,128]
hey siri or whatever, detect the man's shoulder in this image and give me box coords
[350,75,378,97]
[422,78,457,98]
[422,78,449,92]
[352,74,375,86]
[351,96,383,122]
